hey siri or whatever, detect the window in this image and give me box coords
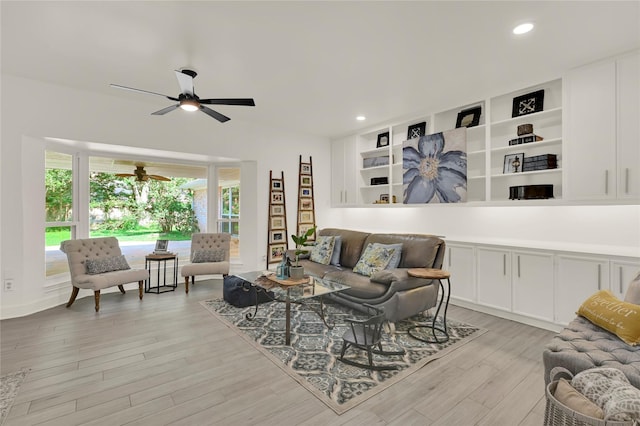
[218,168,240,259]
[45,151,76,278]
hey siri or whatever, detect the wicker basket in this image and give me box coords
[544,380,635,426]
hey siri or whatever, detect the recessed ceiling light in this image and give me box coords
[513,23,534,35]
[356,116,366,121]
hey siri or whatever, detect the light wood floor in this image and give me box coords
[1,279,554,425]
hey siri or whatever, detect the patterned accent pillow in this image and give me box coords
[310,236,336,265]
[85,255,131,275]
[572,367,640,421]
[371,243,402,269]
[577,290,640,346]
[192,249,226,263]
[352,243,398,277]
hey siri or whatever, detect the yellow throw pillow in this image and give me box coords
[554,378,604,420]
[577,290,640,346]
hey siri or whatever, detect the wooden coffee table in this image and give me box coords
[407,268,451,343]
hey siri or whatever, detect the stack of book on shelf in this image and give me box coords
[509,123,544,146]
[522,154,558,171]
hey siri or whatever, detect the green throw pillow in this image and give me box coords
[352,243,398,277]
[309,236,336,265]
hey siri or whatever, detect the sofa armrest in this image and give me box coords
[370,268,435,293]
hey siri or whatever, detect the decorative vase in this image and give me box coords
[289,265,304,280]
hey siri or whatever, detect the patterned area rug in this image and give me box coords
[1,369,29,425]
[201,298,485,414]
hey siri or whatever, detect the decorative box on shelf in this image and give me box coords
[363,155,390,169]
[522,154,558,172]
[509,184,554,200]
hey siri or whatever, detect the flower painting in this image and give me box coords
[403,128,467,203]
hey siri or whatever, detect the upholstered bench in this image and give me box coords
[543,316,640,390]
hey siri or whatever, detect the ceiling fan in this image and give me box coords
[115,166,170,182]
[110,68,255,122]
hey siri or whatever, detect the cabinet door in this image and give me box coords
[512,251,554,322]
[476,248,511,311]
[610,260,640,300]
[331,137,357,206]
[617,52,640,199]
[565,60,617,200]
[447,244,475,302]
[555,255,609,325]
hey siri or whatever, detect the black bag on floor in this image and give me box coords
[223,275,274,308]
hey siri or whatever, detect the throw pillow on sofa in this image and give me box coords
[330,236,342,266]
[624,271,640,305]
[577,290,640,346]
[85,255,131,275]
[352,243,399,277]
[371,243,402,269]
[192,249,226,263]
[309,236,336,265]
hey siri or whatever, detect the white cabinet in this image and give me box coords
[610,260,640,300]
[555,254,610,325]
[476,247,511,311]
[331,136,356,206]
[446,244,475,303]
[512,251,555,322]
[565,50,640,201]
[616,52,640,200]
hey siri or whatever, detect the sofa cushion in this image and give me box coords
[318,228,370,269]
[554,378,604,420]
[353,243,399,276]
[192,248,226,263]
[624,271,640,305]
[577,290,640,346]
[85,255,130,274]
[298,259,340,279]
[323,269,389,299]
[309,236,336,265]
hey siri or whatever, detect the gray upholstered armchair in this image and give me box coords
[181,233,231,293]
[60,237,148,312]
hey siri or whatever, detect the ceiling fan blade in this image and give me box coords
[200,106,230,123]
[114,173,135,177]
[199,98,255,106]
[174,70,194,96]
[151,104,180,115]
[148,175,171,181]
[110,84,178,101]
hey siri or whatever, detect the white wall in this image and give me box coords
[0,74,331,318]
[325,204,640,256]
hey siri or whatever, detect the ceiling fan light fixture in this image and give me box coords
[513,22,534,35]
[180,99,200,112]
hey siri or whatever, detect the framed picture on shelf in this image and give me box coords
[380,194,389,203]
[300,187,312,198]
[512,89,544,117]
[270,216,285,229]
[271,192,283,204]
[299,211,314,223]
[268,244,286,263]
[503,153,524,174]
[271,179,283,191]
[300,199,313,210]
[271,205,284,216]
[407,122,426,140]
[376,132,390,148]
[300,163,312,174]
[270,230,285,243]
[455,106,481,128]
[300,175,312,187]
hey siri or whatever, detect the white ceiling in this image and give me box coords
[2,1,639,139]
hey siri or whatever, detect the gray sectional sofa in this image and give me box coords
[298,228,446,323]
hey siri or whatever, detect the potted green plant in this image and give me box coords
[289,226,316,279]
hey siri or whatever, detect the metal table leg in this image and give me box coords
[408,277,451,344]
